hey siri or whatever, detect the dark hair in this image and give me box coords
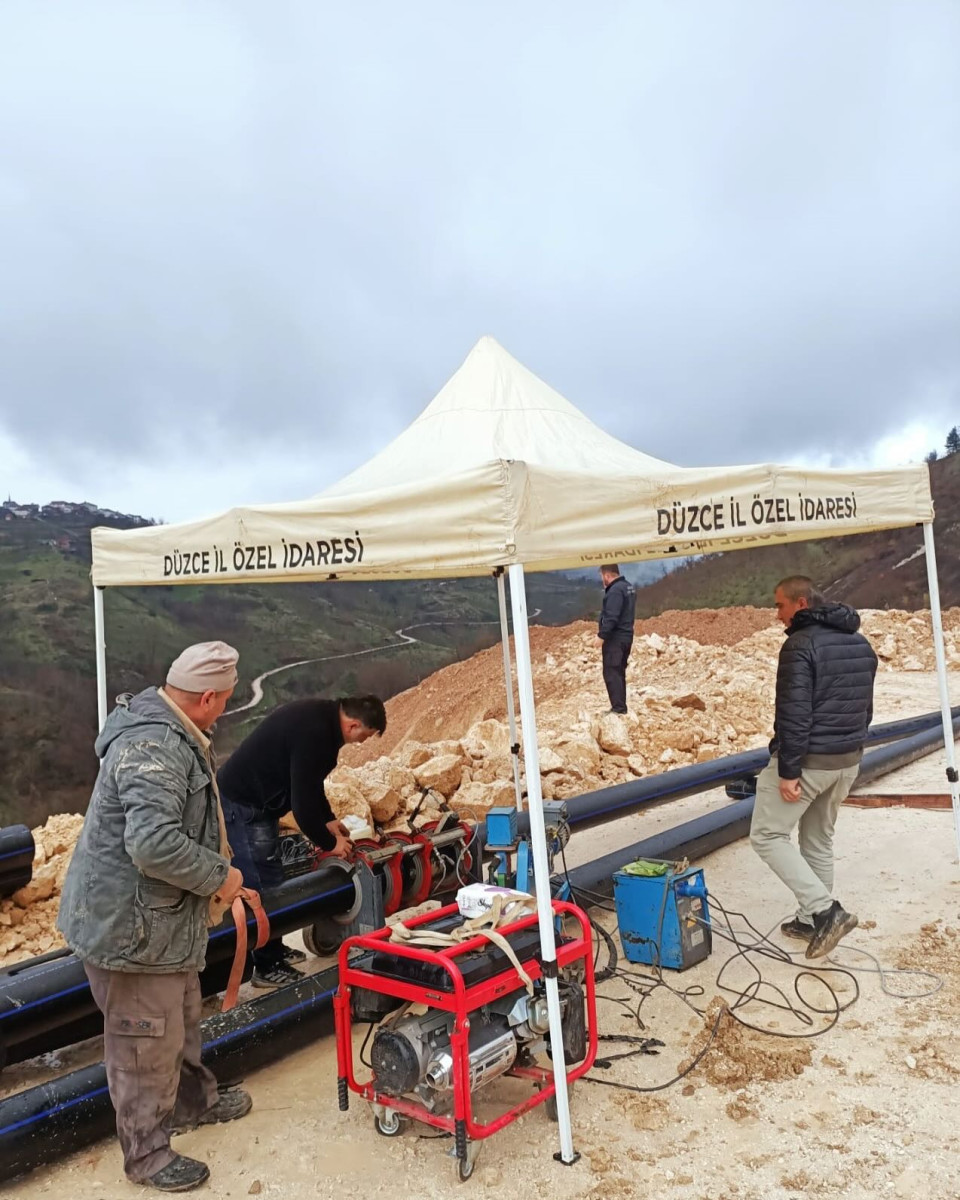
[340,695,387,734]
[600,564,620,576]
[776,575,825,607]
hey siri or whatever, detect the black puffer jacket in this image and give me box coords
[769,604,878,779]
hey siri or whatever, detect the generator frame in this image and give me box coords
[334,898,597,1181]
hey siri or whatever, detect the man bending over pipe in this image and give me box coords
[217,694,386,987]
[750,577,877,959]
[58,642,248,1193]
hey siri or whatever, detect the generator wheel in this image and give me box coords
[456,1156,474,1182]
[374,1109,403,1137]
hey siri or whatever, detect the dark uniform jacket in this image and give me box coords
[598,575,636,643]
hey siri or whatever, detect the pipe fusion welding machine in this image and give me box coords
[613,860,712,971]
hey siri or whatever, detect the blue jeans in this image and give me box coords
[221,796,285,971]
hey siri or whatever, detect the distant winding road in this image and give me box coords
[227,611,540,716]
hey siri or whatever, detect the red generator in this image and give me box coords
[334,899,597,1181]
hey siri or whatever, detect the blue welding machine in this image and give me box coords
[612,861,712,971]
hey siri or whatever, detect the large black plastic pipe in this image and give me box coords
[0,826,35,899]
[479,705,960,844]
[564,720,958,894]
[564,799,757,894]
[0,964,340,1184]
[0,710,952,1182]
[0,864,356,1070]
[855,718,959,786]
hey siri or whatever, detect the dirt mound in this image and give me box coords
[0,813,83,967]
[6,605,959,970]
[634,606,775,645]
[334,607,960,836]
[679,999,813,1089]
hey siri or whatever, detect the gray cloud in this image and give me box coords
[1,0,958,515]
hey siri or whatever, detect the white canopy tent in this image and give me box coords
[89,336,955,1163]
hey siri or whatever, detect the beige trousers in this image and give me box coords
[749,758,860,921]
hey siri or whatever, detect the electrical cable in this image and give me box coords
[562,856,942,1096]
[819,943,942,1000]
[696,895,855,1038]
[359,1021,376,1069]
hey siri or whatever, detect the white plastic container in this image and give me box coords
[456,882,531,920]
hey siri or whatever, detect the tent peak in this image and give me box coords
[319,337,674,498]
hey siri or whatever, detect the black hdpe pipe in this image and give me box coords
[564,718,960,895]
[0,714,953,1183]
[564,799,757,894]
[853,716,959,787]
[0,826,35,899]
[478,705,960,845]
[0,862,357,1070]
[0,963,340,1184]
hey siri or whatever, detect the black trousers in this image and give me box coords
[602,639,632,713]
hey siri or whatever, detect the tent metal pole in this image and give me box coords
[922,522,960,859]
[496,569,523,810]
[94,586,107,733]
[507,563,577,1165]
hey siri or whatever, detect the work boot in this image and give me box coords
[171,1088,252,1134]
[780,917,815,942]
[805,901,858,960]
[251,962,303,988]
[143,1154,210,1192]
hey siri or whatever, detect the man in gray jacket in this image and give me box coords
[58,642,248,1193]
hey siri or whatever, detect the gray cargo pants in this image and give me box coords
[84,963,219,1181]
[749,758,860,921]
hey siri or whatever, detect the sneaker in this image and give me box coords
[143,1154,210,1192]
[171,1088,252,1134]
[805,901,858,960]
[280,944,307,965]
[780,917,815,942]
[251,962,304,989]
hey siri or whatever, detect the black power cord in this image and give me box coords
[558,859,935,1096]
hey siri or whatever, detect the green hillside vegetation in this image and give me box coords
[0,507,596,826]
[4,450,955,828]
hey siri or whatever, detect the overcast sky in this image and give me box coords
[1,2,958,523]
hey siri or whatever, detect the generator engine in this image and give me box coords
[370,977,586,1111]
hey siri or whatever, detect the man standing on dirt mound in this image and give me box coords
[598,564,636,714]
[750,576,878,960]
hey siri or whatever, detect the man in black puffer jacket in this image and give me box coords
[750,576,877,960]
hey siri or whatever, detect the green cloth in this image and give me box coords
[621,859,670,877]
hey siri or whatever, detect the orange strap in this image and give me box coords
[221,888,271,1012]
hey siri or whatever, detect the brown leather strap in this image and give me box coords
[221,888,270,1012]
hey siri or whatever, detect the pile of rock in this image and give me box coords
[0,813,84,968]
[327,608,960,831]
[4,605,956,966]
